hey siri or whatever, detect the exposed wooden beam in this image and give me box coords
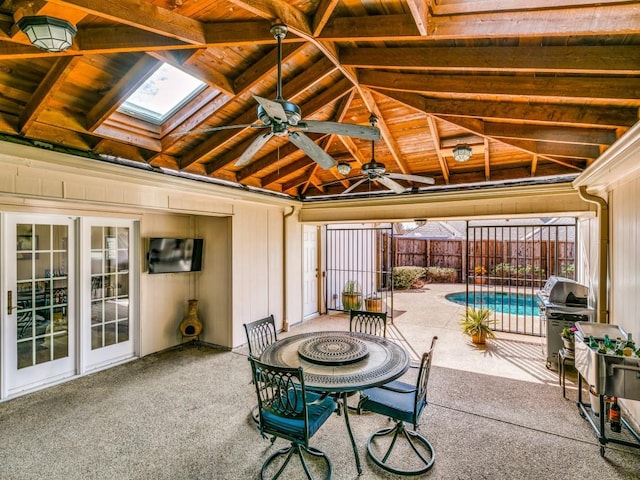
[426,116,450,184]
[358,70,640,106]
[406,0,429,36]
[86,56,161,132]
[47,0,206,44]
[225,0,313,38]
[377,89,639,128]
[342,46,640,75]
[321,5,640,40]
[481,122,617,146]
[429,0,638,16]
[19,56,80,133]
[312,0,340,36]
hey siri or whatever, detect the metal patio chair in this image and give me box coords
[249,357,336,480]
[244,315,278,423]
[357,336,438,475]
[349,310,387,337]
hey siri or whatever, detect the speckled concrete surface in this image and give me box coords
[0,284,638,479]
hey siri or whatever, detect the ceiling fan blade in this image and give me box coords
[234,131,274,167]
[377,176,406,193]
[254,95,288,123]
[299,120,381,141]
[168,123,267,137]
[288,131,336,170]
[387,173,435,185]
[342,178,368,194]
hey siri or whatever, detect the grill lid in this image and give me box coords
[539,276,589,305]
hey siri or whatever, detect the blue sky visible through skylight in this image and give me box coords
[118,63,206,124]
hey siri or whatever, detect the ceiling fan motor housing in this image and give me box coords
[257,99,302,126]
[362,160,387,178]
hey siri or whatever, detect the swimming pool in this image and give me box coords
[445,291,539,316]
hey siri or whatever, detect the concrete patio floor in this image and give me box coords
[289,283,568,388]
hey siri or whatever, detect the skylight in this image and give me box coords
[118,63,206,125]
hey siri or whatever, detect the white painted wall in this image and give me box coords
[574,121,640,428]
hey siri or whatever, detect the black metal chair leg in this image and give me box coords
[366,421,435,476]
[260,443,332,480]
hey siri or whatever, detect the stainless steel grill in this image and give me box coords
[536,276,594,370]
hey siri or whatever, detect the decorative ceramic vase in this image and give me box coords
[179,299,202,338]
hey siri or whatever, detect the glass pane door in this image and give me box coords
[3,214,75,397]
[83,219,135,370]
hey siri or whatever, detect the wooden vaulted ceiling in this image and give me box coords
[0,0,638,200]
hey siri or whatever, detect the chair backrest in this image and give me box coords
[349,310,387,337]
[413,336,438,426]
[243,315,277,357]
[248,357,310,445]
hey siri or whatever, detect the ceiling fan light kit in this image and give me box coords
[452,144,473,162]
[17,16,76,52]
[224,24,381,170]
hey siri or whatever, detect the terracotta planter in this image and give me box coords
[474,276,486,285]
[365,297,383,312]
[471,332,486,344]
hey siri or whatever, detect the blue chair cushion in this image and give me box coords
[360,380,425,425]
[262,390,336,440]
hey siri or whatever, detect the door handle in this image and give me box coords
[7,290,18,315]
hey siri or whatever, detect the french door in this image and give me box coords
[81,218,135,370]
[2,214,76,397]
[1,214,137,399]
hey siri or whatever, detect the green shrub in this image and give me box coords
[393,266,426,289]
[425,266,457,283]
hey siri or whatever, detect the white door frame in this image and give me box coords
[1,213,76,398]
[80,218,138,373]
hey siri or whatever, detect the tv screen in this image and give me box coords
[147,238,203,274]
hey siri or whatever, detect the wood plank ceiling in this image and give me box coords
[0,0,638,200]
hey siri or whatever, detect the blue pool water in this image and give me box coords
[445,291,539,316]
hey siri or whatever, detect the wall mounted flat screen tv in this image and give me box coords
[147,238,203,274]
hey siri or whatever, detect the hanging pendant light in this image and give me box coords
[17,16,77,53]
[336,162,352,175]
[452,144,473,162]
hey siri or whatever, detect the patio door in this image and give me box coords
[303,225,318,318]
[2,214,76,397]
[82,219,135,371]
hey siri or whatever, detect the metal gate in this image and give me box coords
[465,220,577,336]
[325,225,394,320]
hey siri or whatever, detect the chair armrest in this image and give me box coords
[377,384,416,394]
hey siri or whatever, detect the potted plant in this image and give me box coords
[460,307,497,345]
[365,292,383,312]
[561,326,577,357]
[342,280,362,311]
[474,265,487,284]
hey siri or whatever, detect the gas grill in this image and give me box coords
[536,276,594,370]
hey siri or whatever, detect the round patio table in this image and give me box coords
[260,330,410,474]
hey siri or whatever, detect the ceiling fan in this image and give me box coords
[324,116,435,194]
[178,24,381,170]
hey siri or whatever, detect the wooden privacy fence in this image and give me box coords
[390,236,575,283]
[392,237,464,281]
